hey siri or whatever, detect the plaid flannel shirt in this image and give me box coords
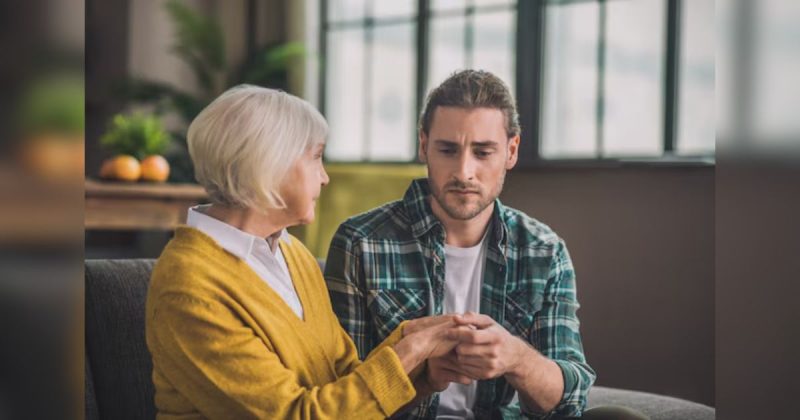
[324,179,595,419]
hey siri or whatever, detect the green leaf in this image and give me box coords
[236,42,306,90]
[100,113,174,159]
[164,0,226,95]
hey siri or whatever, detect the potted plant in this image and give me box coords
[99,113,173,182]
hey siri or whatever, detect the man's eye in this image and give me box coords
[438,148,456,155]
[475,150,492,158]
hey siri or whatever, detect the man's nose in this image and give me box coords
[455,153,476,181]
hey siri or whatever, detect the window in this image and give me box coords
[320,0,714,164]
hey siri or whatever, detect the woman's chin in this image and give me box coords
[298,211,315,225]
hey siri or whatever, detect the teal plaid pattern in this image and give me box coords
[324,179,596,419]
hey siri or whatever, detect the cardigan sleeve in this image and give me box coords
[333,320,425,380]
[149,292,416,420]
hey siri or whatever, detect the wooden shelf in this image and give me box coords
[85,179,208,231]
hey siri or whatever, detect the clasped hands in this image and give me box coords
[402,312,530,392]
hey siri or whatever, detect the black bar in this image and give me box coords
[663,0,681,154]
[416,0,430,157]
[516,0,545,164]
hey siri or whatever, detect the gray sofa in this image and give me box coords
[85,259,715,419]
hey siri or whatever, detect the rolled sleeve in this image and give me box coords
[526,241,596,419]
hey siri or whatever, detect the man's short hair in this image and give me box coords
[419,69,520,138]
[187,84,328,210]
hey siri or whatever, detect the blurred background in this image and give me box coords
[83,0,716,408]
[2,0,799,418]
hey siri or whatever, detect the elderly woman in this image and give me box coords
[145,85,462,419]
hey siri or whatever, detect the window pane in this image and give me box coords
[603,0,665,157]
[472,10,516,92]
[428,15,467,93]
[431,0,466,14]
[369,24,417,161]
[541,2,599,158]
[473,0,515,8]
[715,0,735,142]
[373,1,417,19]
[328,0,365,22]
[751,0,800,142]
[325,28,366,161]
[678,0,715,154]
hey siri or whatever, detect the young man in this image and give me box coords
[325,70,640,419]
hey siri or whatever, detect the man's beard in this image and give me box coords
[428,172,505,221]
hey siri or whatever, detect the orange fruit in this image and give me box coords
[140,155,170,182]
[101,155,140,181]
[99,158,114,179]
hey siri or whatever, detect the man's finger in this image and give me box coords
[454,355,492,369]
[451,327,497,344]
[440,367,476,384]
[455,343,494,358]
[454,312,495,329]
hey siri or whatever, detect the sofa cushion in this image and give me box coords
[84,258,715,419]
[85,259,156,420]
[588,386,715,420]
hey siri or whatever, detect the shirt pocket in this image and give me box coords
[368,288,428,339]
[504,289,544,341]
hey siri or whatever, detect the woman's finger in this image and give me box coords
[406,314,457,335]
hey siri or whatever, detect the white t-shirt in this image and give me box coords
[186,205,304,319]
[436,234,488,419]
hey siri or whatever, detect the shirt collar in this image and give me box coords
[186,204,289,260]
[402,178,508,248]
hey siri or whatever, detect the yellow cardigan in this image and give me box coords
[145,226,416,419]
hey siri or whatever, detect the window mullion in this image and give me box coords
[596,0,607,158]
[416,0,430,158]
[363,1,374,161]
[663,0,681,154]
[516,0,545,164]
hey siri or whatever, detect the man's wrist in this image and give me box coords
[505,338,537,381]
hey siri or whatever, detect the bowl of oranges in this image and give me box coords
[99,113,173,183]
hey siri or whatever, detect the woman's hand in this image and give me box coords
[402,314,460,337]
[393,316,470,374]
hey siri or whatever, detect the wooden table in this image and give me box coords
[85,179,208,230]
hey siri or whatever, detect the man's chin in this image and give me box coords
[442,203,484,220]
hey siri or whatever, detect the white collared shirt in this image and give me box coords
[186,205,304,319]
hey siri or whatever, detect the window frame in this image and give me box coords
[319,0,715,167]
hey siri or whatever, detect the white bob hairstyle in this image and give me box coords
[187,84,328,210]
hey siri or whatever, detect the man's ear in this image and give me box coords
[418,132,428,163]
[506,135,520,170]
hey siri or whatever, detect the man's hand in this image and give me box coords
[451,312,530,380]
[426,352,474,392]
